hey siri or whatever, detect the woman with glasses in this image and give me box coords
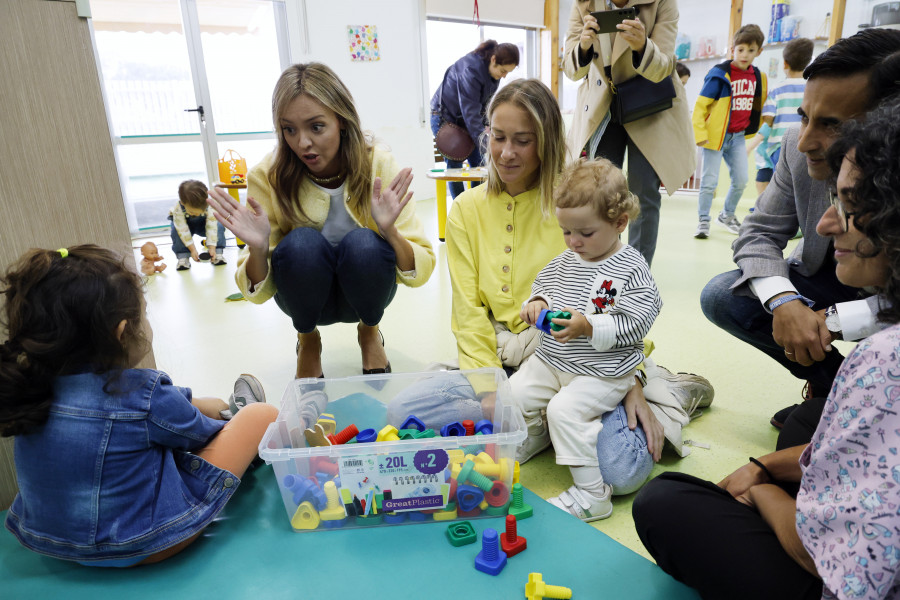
[633,97,900,600]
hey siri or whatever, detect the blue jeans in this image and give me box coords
[169,216,226,258]
[431,114,484,199]
[698,132,748,220]
[271,227,397,333]
[593,120,662,267]
[700,267,860,397]
[386,373,652,495]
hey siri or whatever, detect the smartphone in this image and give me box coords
[590,7,638,34]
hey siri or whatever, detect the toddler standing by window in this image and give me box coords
[171,179,227,270]
[511,159,662,521]
[1,245,277,566]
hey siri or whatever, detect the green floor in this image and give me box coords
[138,187,844,561]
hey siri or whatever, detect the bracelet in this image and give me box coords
[749,457,774,482]
[767,293,814,312]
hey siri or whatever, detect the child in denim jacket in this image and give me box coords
[0,245,277,566]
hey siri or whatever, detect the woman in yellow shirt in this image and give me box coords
[208,63,434,378]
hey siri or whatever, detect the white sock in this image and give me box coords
[570,466,606,496]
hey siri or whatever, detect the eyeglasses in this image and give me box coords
[828,189,857,233]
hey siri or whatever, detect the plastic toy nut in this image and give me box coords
[445,521,477,547]
[486,481,510,507]
[525,573,572,599]
[536,308,573,334]
[377,425,400,442]
[400,415,426,432]
[290,501,320,530]
[500,514,527,557]
[432,502,458,521]
[456,484,485,513]
[355,428,377,443]
[440,421,466,437]
[474,528,507,576]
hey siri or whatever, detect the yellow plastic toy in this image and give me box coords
[319,481,346,522]
[290,501,320,530]
[377,425,400,442]
[316,413,337,436]
[525,573,572,600]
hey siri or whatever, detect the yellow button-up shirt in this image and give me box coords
[446,185,566,370]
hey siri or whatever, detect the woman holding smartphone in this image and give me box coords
[563,0,694,267]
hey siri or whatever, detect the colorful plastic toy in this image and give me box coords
[486,481,510,507]
[462,419,475,435]
[508,482,533,520]
[316,413,337,436]
[355,428,377,443]
[525,573,572,599]
[475,419,494,434]
[457,459,494,493]
[400,415,426,432]
[327,424,359,445]
[319,481,347,527]
[377,425,400,442]
[290,501,320,530]
[474,528,507,576]
[440,421,466,437]
[446,521,477,546]
[536,308,572,334]
[456,484,484,512]
[432,502,458,521]
[500,515,527,557]
[282,474,327,510]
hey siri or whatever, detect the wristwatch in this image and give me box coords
[824,305,843,340]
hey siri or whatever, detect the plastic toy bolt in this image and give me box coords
[457,459,493,492]
[508,482,533,520]
[525,573,572,599]
[500,514,527,557]
[327,424,359,445]
[474,456,512,481]
[462,419,475,435]
[474,528,507,576]
[319,481,347,525]
[377,425,400,442]
[475,419,493,434]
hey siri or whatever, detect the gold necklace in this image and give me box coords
[307,171,345,184]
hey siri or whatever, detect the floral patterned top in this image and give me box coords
[797,323,900,600]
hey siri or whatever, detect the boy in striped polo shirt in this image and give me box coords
[510,159,662,522]
[748,37,814,195]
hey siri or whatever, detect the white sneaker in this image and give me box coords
[228,373,266,415]
[211,255,227,266]
[694,220,710,239]
[176,257,191,270]
[548,484,613,522]
[516,422,552,464]
[656,365,714,419]
[716,212,741,234]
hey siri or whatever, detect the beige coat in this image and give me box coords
[563,0,696,194]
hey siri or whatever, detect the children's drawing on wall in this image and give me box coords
[348,25,380,62]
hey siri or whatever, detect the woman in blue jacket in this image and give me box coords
[430,40,519,198]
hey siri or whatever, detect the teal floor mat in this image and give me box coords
[1,464,698,599]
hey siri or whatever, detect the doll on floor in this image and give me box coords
[140,242,166,276]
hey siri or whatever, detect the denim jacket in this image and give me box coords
[5,369,236,562]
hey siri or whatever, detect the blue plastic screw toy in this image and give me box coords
[536,308,572,334]
[475,528,508,575]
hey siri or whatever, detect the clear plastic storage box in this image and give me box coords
[258,368,526,532]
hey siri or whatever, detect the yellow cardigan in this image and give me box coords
[446,185,566,370]
[235,147,435,303]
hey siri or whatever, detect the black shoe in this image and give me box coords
[770,404,799,429]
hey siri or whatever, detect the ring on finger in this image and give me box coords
[785,350,795,355]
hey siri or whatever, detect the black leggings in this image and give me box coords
[633,472,823,600]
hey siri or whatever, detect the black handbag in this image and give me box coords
[608,68,676,124]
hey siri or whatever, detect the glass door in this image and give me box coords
[90,0,288,234]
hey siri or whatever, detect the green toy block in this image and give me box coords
[445,521,477,547]
[413,428,436,439]
[398,429,418,440]
[548,310,572,331]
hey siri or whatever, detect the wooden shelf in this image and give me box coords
[679,54,727,63]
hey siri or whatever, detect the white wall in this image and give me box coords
[283,0,434,200]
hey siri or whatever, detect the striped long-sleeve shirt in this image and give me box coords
[531,245,661,377]
[761,77,806,157]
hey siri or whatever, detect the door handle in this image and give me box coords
[184,105,205,117]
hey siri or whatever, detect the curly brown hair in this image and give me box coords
[0,245,149,436]
[826,96,900,324]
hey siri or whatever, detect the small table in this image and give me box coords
[426,167,488,241]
